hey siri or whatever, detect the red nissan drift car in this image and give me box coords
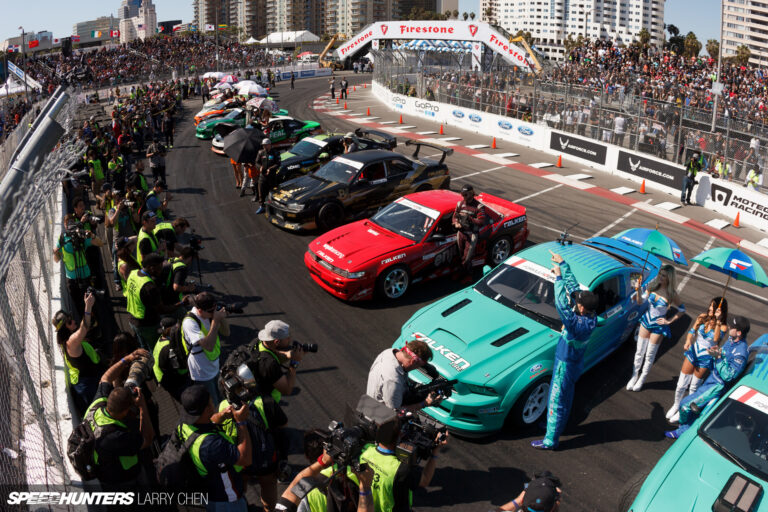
[304,190,528,301]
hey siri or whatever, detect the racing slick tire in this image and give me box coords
[317,202,345,231]
[376,265,410,300]
[617,470,649,512]
[508,377,550,428]
[487,236,513,266]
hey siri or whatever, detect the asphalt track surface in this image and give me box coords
[159,73,768,512]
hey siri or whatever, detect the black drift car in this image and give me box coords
[266,140,453,231]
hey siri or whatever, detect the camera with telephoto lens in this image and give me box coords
[395,411,448,464]
[216,301,246,314]
[219,363,260,408]
[86,286,106,299]
[84,214,103,225]
[64,222,89,249]
[124,353,154,396]
[189,231,203,252]
[292,340,319,353]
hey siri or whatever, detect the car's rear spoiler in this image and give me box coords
[354,128,397,148]
[405,139,454,165]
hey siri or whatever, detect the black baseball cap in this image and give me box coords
[141,252,165,268]
[154,180,167,190]
[142,210,157,222]
[461,184,474,195]
[157,316,177,333]
[575,290,599,312]
[116,236,131,250]
[180,385,211,424]
[730,315,750,336]
[522,475,559,512]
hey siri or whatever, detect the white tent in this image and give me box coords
[243,37,259,45]
[258,31,320,44]
[0,78,27,99]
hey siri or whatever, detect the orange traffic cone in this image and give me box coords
[734,212,740,228]
[399,115,403,124]
[557,155,562,168]
[439,124,444,135]
[364,83,367,88]
[353,86,356,92]
[639,180,646,194]
[491,137,497,149]
[344,101,347,109]
[336,98,339,104]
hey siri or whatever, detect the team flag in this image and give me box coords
[204,24,215,31]
[28,40,39,48]
[71,35,80,42]
[173,24,182,32]
[7,45,20,52]
[53,38,61,46]
[110,30,120,37]
[91,30,102,38]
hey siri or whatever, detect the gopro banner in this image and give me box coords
[617,151,684,190]
[549,131,606,165]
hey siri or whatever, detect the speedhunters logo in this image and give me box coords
[711,183,768,221]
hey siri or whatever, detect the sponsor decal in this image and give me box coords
[617,151,684,189]
[339,30,374,56]
[487,34,533,69]
[452,110,464,118]
[469,25,478,37]
[367,228,380,236]
[550,132,607,165]
[730,385,768,416]
[518,126,534,136]
[317,250,334,263]
[381,253,406,265]
[411,332,471,371]
[469,113,482,123]
[627,311,639,322]
[415,101,439,112]
[729,258,753,271]
[711,183,768,221]
[506,256,556,283]
[393,96,406,105]
[398,24,455,35]
[299,70,315,77]
[323,243,345,259]
[503,215,526,228]
[381,25,388,35]
[529,363,543,374]
[498,120,513,130]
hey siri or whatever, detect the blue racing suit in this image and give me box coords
[543,261,597,448]
[676,337,748,435]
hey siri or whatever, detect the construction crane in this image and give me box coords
[319,34,345,70]
[509,36,550,75]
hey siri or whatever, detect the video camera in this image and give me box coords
[405,363,457,404]
[189,231,203,252]
[396,411,448,464]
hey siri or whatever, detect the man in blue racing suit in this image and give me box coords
[532,251,599,450]
[666,315,750,439]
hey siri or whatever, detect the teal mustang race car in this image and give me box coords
[392,236,660,436]
[624,334,768,512]
[195,108,246,139]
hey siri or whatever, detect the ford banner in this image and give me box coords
[549,131,607,165]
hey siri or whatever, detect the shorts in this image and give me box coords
[639,318,670,338]
[685,343,714,370]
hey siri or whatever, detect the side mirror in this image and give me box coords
[596,316,607,327]
[483,265,492,275]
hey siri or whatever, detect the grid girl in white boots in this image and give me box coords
[627,265,686,392]
[666,297,728,423]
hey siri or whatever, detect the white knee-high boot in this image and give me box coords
[689,376,703,395]
[667,372,692,419]
[632,343,660,392]
[627,336,650,390]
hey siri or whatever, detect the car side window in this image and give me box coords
[271,121,284,131]
[593,276,623,316]
[432,215,454,237]
[287,120,302,130]
[386,159,412,178]
[360,162,386,182]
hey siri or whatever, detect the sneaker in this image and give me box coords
[252,196,259,203]
[255,206,265,214]
[277,460,292,484]
[239,188,245,197]
[669,411,680,423]
[530,439,556,450]
[664,429,680,439]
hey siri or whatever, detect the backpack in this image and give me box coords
[165,323,189,372]
[67,404,117,481]
[155,428,205,488]
[244,408,278,476]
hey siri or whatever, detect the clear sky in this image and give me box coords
[5,0,720,47]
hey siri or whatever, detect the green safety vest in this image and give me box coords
[164,257,187,301]
[152,335,189,383]
[125,269,153,320]
[64,340,100,386]
[84,398,138,471]
[258,344,284,403]
[359,444,412,512]
[305,465,360,512]
[177,422,235,476]
[60,237,90,278]
[181,313,221,362]
[136,228,159,266]
[146,190,165,220]
[89,159,104,181]
[137,173,149,192]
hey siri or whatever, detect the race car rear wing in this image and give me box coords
[354,128,397,149]
[405,139,454,165]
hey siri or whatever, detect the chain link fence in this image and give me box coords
[0,87,84,503]
[373,49,766,191]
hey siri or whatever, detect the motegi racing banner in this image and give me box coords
[549,131,607,165]
[617,151,684,190]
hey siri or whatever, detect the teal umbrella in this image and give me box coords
[613,227,688,266]
[691,246,768,304]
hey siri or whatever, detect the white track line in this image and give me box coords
[453,166,506,181]
[466,144,490,149]
[590,203,645,238]
[513,184,563,203]
[705,218,730,230]
[527,220,587,241]
[611,187,636,195]
[677,236,716,294]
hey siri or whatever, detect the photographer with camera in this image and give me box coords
[144,179,171,221]
[108,192,140,291]
[71,197,105,287]
[494,472,562,512]
[152,316,192,402]
[681,153,701,206]
[126,252,182,349]
[367,340,442,412]
[81,348,155,491]
[452,184,487,273]
[182,292,230,404]
[160,245,196,310]
[137,211,165,266]
[54,215,106,317]
[154,217,189,259]
[176,384,252,511]
[146,138,167,182]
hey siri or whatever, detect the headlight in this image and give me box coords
[283,202,306,213]
[341,270,367,279]
[466,384,497,396]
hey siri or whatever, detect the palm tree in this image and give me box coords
[484,7,495,24]
[735,44,751,65]
[469,12,476,20]
[453,9,459,19]
[706,39,719,59]
[445,9,452,19]
[462,11,468,21]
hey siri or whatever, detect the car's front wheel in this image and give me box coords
[509,377,550,427]
[316,202,344,231]
[488,235,513,266]
[376,265,410,300]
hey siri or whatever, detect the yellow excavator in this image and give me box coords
[509,36,549,75]
[319,34,345,70]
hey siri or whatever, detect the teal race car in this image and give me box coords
[624,334,768,512]
[392,236,660,436]
[195,108,246,139]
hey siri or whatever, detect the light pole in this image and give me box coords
[18,26,28,103]
[711,0,724,133]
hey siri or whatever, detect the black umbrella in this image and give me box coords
[222,127,263,164]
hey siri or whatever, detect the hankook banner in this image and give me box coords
[617,151,684,190]
[549,131,607,165]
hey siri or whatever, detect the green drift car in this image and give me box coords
[624,334,768,512]
[392,236,660,436]
[195,108,246,139]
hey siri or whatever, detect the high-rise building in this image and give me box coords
[118,0,142,19]
[194,0,267,38]
[73,16,118,44]
[326,0,399,37]
[495,0,665,59]
[265,0,324,35]
[119,0,157,43]
[722,0,768,67]
[399,0,437,18]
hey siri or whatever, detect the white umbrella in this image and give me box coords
[214,82,234,90]
[260,99,279,113]
[219,74,239,84]
[239,83,268,97]
[246,97,268,109]
[235,80,258,91]
[203,71,225,79]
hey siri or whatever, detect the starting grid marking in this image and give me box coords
[310,92,768,259]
